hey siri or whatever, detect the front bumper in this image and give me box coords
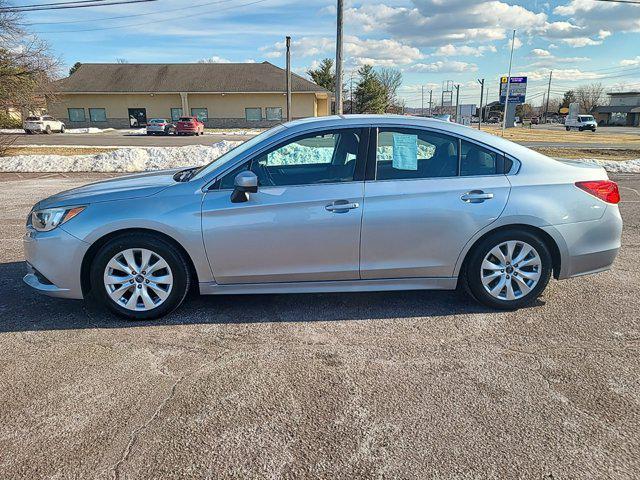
[23,226,89,299]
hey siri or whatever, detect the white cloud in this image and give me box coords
[531,48,551,57]
[433,44,496,57]
[562,37,602,47]
[521,67,603,81]
[410,61,477,73]
[506,37,523,50]
[263,35,424,68]
[621,56,640,67]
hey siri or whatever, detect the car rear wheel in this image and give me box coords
[45,125,51,134]
[60,125,65,133]
[464,230,552,310]
[90,233,191,320]
[565,126,570,131]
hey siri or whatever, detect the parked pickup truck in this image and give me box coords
[565,115,597,132]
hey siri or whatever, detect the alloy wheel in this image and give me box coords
[480,240,542,301]
[103,248,173,311]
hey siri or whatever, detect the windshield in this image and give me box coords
[191,125,286,180]
[579,115,594,122]
[149,119,167,123]
[178,117,193,122]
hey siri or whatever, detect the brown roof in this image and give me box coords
[54,62,327,94]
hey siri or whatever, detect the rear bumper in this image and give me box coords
[544,205,623,280]
[23,226,88,299]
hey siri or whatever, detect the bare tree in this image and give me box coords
[378,67,402,113]
[575,82,605,113]
[0,1,60,125]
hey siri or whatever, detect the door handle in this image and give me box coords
[461,190,494,203]
[325,200,360,212]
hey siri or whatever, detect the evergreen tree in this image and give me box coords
[69,62,82,76]
[307,58,335,91]
[354,65,386,114]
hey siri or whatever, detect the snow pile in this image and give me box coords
[212,129,263,136]
[0,129,23,134]
[0,141,240,173]
[66,127,111,134]
[571,158,640,174]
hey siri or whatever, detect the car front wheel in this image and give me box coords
[90,233,191,319]
[464,230,552,310]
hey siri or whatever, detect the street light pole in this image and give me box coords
[477,78,484,130]
[285,36,291,122]
[429,89,433,116]
[335,0,344,115]
[502,29,516,135]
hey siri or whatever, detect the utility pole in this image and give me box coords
[429,89,433,116]
[454,84,460,123]
[285,36,292,122]
[544,70,553,124]
[421,85,424,116]
[477,78,484,130]
[502,29,516,135]
[335,0,344,115]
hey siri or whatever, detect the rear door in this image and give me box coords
[201,127,368,284]
[360,127,511,279]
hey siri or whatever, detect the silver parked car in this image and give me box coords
[24,115,622,319]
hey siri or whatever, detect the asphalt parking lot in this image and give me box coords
[0,172,639,479]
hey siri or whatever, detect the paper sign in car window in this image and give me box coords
[392,133,418,170]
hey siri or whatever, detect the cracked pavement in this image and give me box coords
[0,172,638,479]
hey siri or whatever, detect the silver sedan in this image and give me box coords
[23,115,622,319]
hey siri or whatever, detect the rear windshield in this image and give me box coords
[26,116,41,121]
[579,116,594,122]
[149,119,167,123]
[178,117,194,122]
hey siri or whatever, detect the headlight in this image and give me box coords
[31,206,85,232]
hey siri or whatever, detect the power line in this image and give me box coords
[593,0,640,4]
[9,0,109,9]
[24,0,238,25]
[33,0,267,33]
[1,0,156,13]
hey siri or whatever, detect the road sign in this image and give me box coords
[499,76,527,104]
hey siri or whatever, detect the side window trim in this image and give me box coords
[211,127,369,190]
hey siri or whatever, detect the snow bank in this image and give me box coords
[570,158,640,174]
[0,129,23,134]
[0,141,240,173]
[66,127,112,134]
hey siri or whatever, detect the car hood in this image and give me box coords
[36,169,182,209]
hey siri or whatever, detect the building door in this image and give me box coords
[128,108,147,127]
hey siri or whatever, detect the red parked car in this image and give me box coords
[176,116,205,136]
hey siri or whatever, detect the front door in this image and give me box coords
[360,127,511,279]
[201,128,367,284]
[128,108,147,127]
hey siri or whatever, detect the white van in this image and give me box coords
[565,115,597,132]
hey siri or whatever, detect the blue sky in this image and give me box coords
[19,0,640,107]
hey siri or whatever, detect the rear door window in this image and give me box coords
[460,140,501,176]
[375,128,459,180]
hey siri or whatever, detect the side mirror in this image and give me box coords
[230,170,258,203]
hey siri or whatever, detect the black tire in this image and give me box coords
[464,229,552,310]
[591,128,596,132]
[565,126,570,131]
[60,125,65,133]
[24,129,32,134]
[89,233,191,320]
[45,125,51,134]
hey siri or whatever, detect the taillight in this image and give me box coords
[575,180,620,204]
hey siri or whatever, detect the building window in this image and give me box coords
[170,108,182,122]
[266,107,282,121]
[89,108,107,122]
[67,108,86,122]
[245,107,262,122]
[191,108,208,122]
